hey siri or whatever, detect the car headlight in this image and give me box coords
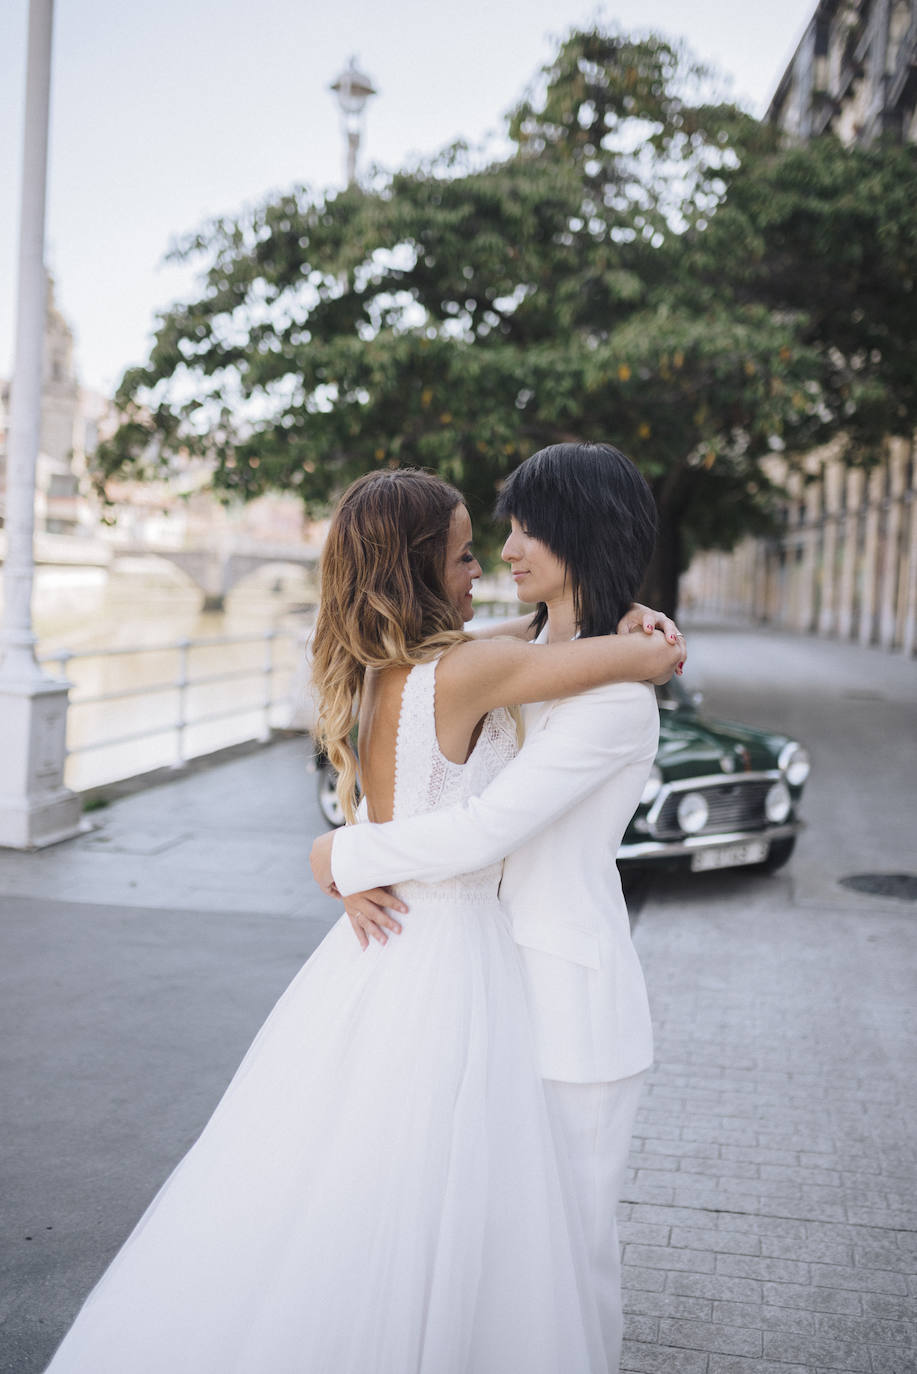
[677,792,709,834]
[778,742,810,787]
[765,780,792,823]
[640,765,663,807]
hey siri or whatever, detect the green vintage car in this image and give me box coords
[315,676,809,876]
[618,677,809,876]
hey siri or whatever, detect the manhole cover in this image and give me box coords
[839,873,917,901]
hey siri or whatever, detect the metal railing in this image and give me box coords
[38,629,301,770]
[34,602,525,787]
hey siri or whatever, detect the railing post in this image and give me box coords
[55,649,73,761]
[261,630,275,741]
[174,639,190,767]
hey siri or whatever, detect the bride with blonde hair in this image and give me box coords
[45,467,679,1374]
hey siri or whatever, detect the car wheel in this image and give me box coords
[760,837,796,872]
[317,767,346,827]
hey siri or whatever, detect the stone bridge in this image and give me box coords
[11,532,321,611]
[126,542,321,610]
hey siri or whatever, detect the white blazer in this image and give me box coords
[331,676,659,1084]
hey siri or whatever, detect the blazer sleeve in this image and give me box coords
[330,682,658,897]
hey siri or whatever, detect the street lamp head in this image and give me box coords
[330,56,377,186]
[331,57,377,120]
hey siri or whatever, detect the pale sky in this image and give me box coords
[1,0,816,396]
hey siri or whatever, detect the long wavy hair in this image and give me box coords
[312,469,470,822]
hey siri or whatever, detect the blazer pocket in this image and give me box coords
[511,917,601,971]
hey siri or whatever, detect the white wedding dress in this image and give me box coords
[46,659,604,1374]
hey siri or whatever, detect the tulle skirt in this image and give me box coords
[46,894,604,1373]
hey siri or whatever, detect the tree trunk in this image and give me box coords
[640,470,687,618]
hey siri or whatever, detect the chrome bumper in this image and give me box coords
[617,820,803,863]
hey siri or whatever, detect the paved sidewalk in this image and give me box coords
[0,740,341,1373]
[1,626,915,1372]
[0,738,335,919]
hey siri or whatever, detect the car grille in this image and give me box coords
[652,779,775,839]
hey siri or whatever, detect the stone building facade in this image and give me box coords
[769,0,917,143]
[0,276,101,536]
[685,0,917,654]
[680,441,917,656]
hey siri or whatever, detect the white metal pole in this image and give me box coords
[346,129,359,186]
[0,0,82,849]
[0,0,54,686]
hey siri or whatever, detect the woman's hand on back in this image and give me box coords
[310,829,409,951]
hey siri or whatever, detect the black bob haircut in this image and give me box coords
[495,442,657,639]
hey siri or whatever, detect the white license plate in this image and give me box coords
[690,840,769,872]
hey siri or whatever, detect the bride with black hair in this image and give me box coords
[45,461,680,1373]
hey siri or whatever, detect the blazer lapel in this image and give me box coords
[522,697,556,734]
[521,626,556,735]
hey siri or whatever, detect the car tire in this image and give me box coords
[317,767,346,828]
[760,837,796,872]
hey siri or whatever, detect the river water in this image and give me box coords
[13,560,317,791]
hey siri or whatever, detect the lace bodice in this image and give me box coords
[382,656,517,903]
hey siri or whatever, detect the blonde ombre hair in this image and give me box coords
[312,469,471,823]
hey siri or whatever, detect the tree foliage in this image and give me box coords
[95,27,917,610]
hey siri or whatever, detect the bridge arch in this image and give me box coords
[110,544,321,611]
[224,557,319,598]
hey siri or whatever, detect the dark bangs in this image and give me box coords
[495,442,657,638]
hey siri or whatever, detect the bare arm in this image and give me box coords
[470,603,684,648]
[437,630,680,728]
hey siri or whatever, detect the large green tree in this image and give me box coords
[95,28,917,612]
[695,133,917,450]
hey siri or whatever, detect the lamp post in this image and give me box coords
[330,57,377,186]
[0,0,82,849]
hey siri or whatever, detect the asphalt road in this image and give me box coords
[1,623,914,1372]
[676,623,915,913]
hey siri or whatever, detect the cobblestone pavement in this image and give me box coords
[620,628,917,1373]
[623,879,916,1374]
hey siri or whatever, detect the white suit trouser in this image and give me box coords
[543,1073,646,1374]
